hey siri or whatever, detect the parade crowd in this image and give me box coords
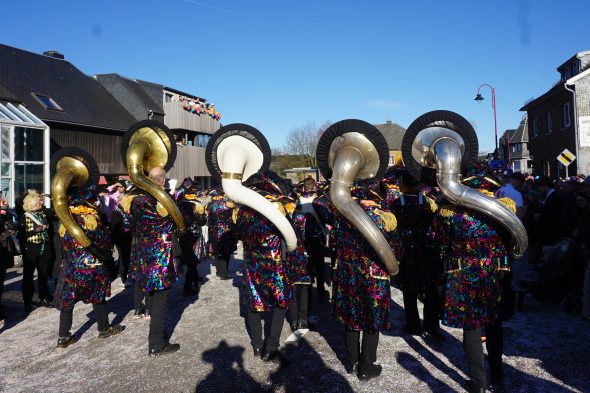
[1,168,589,392]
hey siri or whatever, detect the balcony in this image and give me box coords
[163,101,220,133]
[167,144,210,180]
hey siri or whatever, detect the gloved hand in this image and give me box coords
[85,244,114,265]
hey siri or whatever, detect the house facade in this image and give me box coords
[374,119,406,167]
[521,51,590,177]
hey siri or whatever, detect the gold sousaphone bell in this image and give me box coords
[50,147,100,252]
[121,120,185,234]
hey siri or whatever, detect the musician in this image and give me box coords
[234,171,293,364]
[432,167,515,392]
[206,189,237,280]
[128,167,181,356]
[285,197,312,331]
[314,180,402,381]
[19,189,54,311]
[53,186,124,349]
[387,171,442,339]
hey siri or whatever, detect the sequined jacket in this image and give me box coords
[234,204,292,312]
[314,196,402,333]
[206,196,237,257]
[285,210,311,285]
[128,194,179,292]
[432,201,512,329]
[54,191,111,312]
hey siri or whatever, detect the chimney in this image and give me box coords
[386,117,392,124]
[43,50,64,60]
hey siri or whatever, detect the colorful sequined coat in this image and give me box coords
[54,188,111,312]
[206,195,237,257]
[432,200,512,329]
[314,196,401,333]
[285,210,311,285]
[127,194,179,292]
[234,204,292,312]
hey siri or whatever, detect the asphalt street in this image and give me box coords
[0,247,588,393]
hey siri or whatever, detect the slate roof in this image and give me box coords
[0,44,135,131]
[510,118,529,144]
[374,120,406,150]
[95,74,164,121]
[0,83,20,103]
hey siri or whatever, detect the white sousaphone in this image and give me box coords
[205,123,297,252]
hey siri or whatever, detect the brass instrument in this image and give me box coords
[205,123,298,251]
[121,120,185,235]
[50,147,100,249]
[401,110,528,257]
[316,119,400,275]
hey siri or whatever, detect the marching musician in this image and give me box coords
[53,186,124,349]
[206,189,237,280]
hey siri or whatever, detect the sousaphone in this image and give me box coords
[121,120,185,234]
[401,110,527,256]
[205,123,297,251]
[316,119,399,275]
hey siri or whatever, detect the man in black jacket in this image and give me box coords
[534,177,565,246]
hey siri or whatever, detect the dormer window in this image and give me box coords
[31,93,63,111]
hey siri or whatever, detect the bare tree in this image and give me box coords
[283,120,331,168]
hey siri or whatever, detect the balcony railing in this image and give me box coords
[163,101,220,133]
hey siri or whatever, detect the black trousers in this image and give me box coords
[215,255,230,279]
[484,320,504,380]
[306,238,326,293]
[0,260,7,303]
[345,329,379,370]
[22,243,51,304]
[58,302,109,338]
[402,285,440,332]
[182,244,200,292]
[463,327,486,389]
[148,289,169,350]
[287,284,310,325]
[246,307,286,352]
[115,239,131,283]
[134,280,152,311]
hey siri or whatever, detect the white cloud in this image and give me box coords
[365,100,402,109]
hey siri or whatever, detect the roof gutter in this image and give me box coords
[563,82,579,168]
[43,119,128,133]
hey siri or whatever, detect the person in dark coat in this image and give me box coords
[0,197,18,319]
[19,190,54,311]
[206,189,237,280]
[533,177,565,247]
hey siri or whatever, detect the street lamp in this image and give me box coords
[474,83,498,156]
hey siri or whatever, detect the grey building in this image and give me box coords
[521,50,590,177]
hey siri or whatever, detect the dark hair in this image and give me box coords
[536,176,554,188]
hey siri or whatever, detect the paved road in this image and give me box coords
[1,249,588,393]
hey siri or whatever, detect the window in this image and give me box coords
[513,161,521,172]
[14,163,44,197]
[31,93,63,111]
[388,155,394,166]
[165,93,173,103]
[532,117,539,137]
[14,127,44,161]
[563,102,571,128]
[546,111,553,134]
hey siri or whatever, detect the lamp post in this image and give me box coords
[474,83,498,158]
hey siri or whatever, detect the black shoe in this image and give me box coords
[296,320,316,331]
[133,307,146,319]
[56,334,79,350]
[183,288,199,297]
[252,347,262,357]
[98,324,125,338]
[24,303,35,313]
[357,363,382,381]
[345,361,359,375]
[40,298,53,308]
[219,276,231,281]
[261,350,289,366]
[289,321,298,332]
[149,342,180,357]
[464,380,485,393]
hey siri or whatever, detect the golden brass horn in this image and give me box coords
[121,120,185,235]
[316,119,400,275]
[50,147,100,248]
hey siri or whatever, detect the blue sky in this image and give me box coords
[3,0,590,152]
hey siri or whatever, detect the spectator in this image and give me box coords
[533,177,566,247]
